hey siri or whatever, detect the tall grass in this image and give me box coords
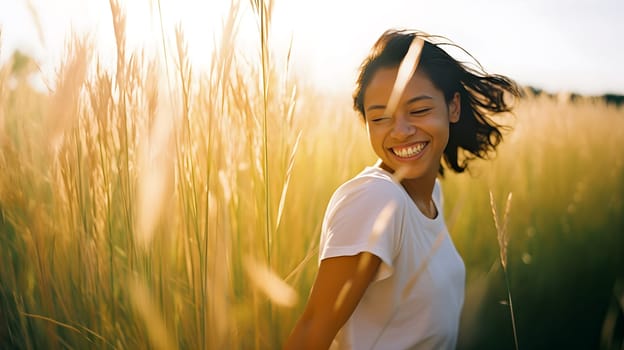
[489,191,518,350]
[1,1,623,349]
[448,94,624,349]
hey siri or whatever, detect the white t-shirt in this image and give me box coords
[319,166,465,350]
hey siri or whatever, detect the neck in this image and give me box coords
[401,174,437,219]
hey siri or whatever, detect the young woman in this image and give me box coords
[284,29,521,350]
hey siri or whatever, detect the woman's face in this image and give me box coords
[363,66,460,181]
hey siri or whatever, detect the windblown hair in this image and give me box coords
[353,29,522,175]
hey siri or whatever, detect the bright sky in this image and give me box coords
[1,0,623,95]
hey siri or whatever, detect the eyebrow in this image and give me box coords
[365,95,433,112]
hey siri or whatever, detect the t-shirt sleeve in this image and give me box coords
[319,178,404,282]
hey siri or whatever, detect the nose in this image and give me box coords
[390,114,415,139]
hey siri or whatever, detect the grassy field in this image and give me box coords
[1,2,623,349]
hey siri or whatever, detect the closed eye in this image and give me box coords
[370,115,391,123]
[410,108,432,116]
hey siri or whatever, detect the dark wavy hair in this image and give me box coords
[353,29,522,175]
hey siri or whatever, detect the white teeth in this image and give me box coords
[393,143,426,158]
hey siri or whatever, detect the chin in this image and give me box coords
[385,164,423,180]
[387,161,439,181]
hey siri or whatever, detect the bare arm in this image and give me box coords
[283,252,382,350]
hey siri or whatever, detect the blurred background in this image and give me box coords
[0,0,623,349]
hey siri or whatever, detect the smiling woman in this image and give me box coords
[2,0,622,349]
[363,68,460,187]
[284,29,521,350]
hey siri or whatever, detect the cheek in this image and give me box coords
[366,126,386,150]
[368,130,383,147]
[438,124,451,146]
[427,118,451,144]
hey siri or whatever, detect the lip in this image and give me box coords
[387,141,429,160]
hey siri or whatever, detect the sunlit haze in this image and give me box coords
[1,0,623,95]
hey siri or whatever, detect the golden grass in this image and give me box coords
[0,1,623,349]
[489,191,517,349]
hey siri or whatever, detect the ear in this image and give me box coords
[448,92,460,123]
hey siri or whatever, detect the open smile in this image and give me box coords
[389,142,428,159]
